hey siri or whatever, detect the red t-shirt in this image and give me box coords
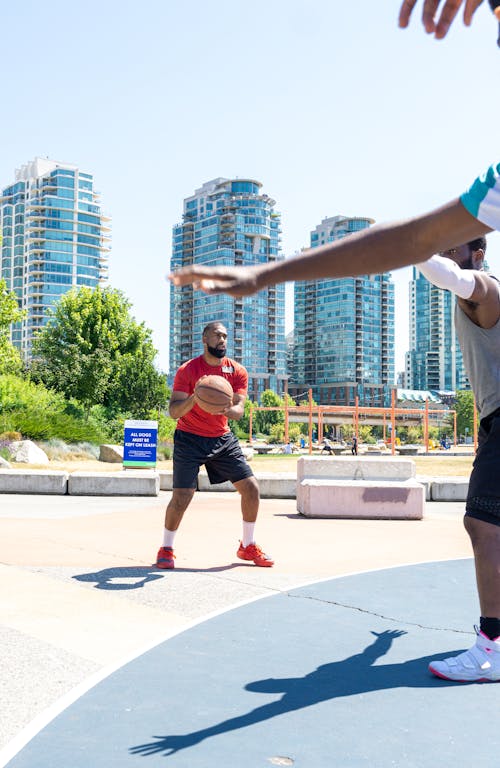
[173,355,248,437]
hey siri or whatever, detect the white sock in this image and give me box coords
[242,521,256,548]
[162,528,177,548]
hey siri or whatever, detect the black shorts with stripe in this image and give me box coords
[172,429,254,489]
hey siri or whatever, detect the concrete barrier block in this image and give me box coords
[297,456,416,483]
[68,471,159,496]
[0,470,68,495]
[157,470,295,498]
[158,470,173,491]
[298,479,424,520]
[255,473,296,499]
[416,476,433,502]
[197,472,236,492]
[431,477,469,502]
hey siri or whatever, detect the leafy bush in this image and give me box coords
[0,375,107,443]
[231,425,249,440]
[158,413,176,442]
[0,431,22,441]
[157,441,172,460]
[0,411,106,443]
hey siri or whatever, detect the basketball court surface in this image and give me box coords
[0,492,497,767]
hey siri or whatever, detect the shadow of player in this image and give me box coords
[73,562,244,590]
[130,629,464,757]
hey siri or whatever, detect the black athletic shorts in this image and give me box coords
[466,406,500,527]
[172,429,254,489]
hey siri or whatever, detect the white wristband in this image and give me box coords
[416,255,476,300]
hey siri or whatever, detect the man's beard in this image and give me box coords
[461,256,475,270]
[207,345,226,359]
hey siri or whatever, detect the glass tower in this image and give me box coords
[292,215,395,406]
[0,158,110,358]
[169,178,287,400]
[405,266,468,392]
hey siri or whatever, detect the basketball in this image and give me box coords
[194,375,233,414]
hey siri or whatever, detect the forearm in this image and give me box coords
[254,200,489,288]
[169,395,195,419]
[225,402,245,420]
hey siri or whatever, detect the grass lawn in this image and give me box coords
[15,450,475,478]
[249,452,474,477]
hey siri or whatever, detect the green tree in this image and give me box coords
[0,279,24,375]
[255,389,284,435]
[358,425,374,444]
[405,426,422,444]
[31,286,169,416]
[229,398,253,439]
[450,390,474,437]
[269,422,302,444]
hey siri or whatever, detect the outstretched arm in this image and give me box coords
[171,200,490,298]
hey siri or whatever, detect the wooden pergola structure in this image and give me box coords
[248,388,477,456]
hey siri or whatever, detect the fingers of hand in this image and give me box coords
[398,0,419,27]
[464,0,484,25]
[433,0,464,37]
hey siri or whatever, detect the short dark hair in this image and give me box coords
[468,236,487,254]
[202,321,226,337]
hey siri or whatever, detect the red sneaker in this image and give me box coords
[237,541,274,567]
[156,546,175,569]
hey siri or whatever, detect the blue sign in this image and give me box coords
[123,419,158,468]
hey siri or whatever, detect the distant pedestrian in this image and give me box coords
[351,436,358,456]
[321,437,334,455]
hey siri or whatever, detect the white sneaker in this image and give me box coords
[429,627,500,682]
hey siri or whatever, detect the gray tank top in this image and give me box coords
[455,296,500,419]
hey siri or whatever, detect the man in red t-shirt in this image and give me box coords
[156,321,274,569]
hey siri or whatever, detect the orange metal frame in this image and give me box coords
[248,389,476,455]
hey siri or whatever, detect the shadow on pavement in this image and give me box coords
[73,563,244,590]
[129,630,466,758]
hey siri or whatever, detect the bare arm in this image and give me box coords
[168,390,195,419]
[398,0,485,38]
[171,200,491,297]
[223,392,246,421]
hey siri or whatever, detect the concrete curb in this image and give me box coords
[430,476,469,502]
[0,469,470,501]
[68,471,160,497]
[0,470,68,495]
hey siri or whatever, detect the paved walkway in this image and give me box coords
[0,491,491,767]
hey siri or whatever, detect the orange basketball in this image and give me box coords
[194,375,233,414]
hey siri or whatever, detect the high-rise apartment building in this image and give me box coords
[405,266,468,392]
[169,178,287,400]
[0,158,110,358]
[291,215,395,406]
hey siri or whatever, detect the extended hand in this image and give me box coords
[170,265,264,298]
[398,0,484,38]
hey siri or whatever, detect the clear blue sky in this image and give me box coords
[2,1,500,375]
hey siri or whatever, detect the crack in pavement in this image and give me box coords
[285,591,474,635]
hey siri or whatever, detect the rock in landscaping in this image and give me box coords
[8,440,49,464]
[99,444,124,463]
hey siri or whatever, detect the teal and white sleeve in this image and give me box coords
[460,162,500,231]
